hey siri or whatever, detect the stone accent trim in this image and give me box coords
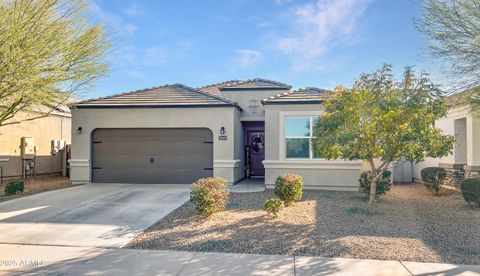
[464,165,480,179]
[439,163,465,188]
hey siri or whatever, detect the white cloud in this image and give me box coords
[124,24,137,36]
[235,49,262,68]
[125,2,140,17]
[89,0,137,37]
[275,0,371,72]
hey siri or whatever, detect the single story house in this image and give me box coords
[70,78,363,190]
[413,88,480,188]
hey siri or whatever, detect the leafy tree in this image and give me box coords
[417,0,480,110]
[313,65,455,205]
[0,0,110,127]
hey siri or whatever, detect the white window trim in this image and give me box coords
[279,111,323,161]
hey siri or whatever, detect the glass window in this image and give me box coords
[285,116,321,159]
[285,117,310,137]
[286,138,309,158]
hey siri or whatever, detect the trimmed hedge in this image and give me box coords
[4,180,24,196]
[421,167,446,195]
[274,173,303,206]
[190,177,229,217]
[461,177,480,207]
[359,170,391,198]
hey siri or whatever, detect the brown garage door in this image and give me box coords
[92,128,213,184]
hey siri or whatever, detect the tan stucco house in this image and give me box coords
[413,88,480,188]
[0,107,71,179]
[70,78,363,190]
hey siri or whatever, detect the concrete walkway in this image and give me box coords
[1,243,479,275]
[230,178,266,193]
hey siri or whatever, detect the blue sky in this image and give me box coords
[87,0,439,98]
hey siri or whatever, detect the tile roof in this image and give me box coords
[219,78,291,90]
[74,84,239,109]
[262,87,328,105]
[198,80,242,96]
[199,78,291,94]
[445,86,479,107]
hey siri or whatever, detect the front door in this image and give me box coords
[247,131,265,177]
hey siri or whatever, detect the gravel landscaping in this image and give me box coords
[0,176,71,202]
[126,183,480,265]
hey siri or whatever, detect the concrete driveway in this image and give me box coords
[0,183,190,248]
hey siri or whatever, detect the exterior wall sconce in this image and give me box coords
[220,127,225,135]
[77,127,83,134]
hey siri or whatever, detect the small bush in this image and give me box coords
[4,180,24,196]
[190,177,229,217]
[264,198,284,218]
[274,173,303,206]
[421,167,446,195]
[461,177,480,207]
[359,170,391,198]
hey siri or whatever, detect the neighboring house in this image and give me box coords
[413,88,480,188]
[70,78,363,190]
[0,107,71,179]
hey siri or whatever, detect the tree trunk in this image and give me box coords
[368,178,378,205]
[367,159,391,205]
[368,158,378,205]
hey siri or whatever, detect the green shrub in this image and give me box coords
[4,180,24,196]
[461,177,480,207]
[264,198,284,218]
[359,170,391,198]
[190,177,229,217]
[274,173,303,206]
[421,167,446,195]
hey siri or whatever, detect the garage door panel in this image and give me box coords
[92,128,213,184]
[93,168,211,184]
[94,155,152,169]
[95,154,213,169]
[154,155,212,169]
[94,128,212,141]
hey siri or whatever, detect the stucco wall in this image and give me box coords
[220,89,287,120]
[412,105,479,180]
[70,107,241,184]
[263,104,363,191]
[0,112,71,178]
[233,108,245,182]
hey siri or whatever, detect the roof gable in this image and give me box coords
[199,78,291,94]
[262,87,328,105]
[445,86,479,107]
[219,78,291,91]
[74,84,239,109]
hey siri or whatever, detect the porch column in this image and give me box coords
[467,116,480,165]
[465,115,480,178]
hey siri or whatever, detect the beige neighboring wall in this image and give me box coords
[70,107,241,185]
[0,111,71,178]
[263,104,363,191]
[413,104,480,179]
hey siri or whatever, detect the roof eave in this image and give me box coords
[74,103,243,111]
[262,100,323,105]
[219,86,291,91]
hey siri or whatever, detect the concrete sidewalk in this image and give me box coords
[1,243,479,276]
